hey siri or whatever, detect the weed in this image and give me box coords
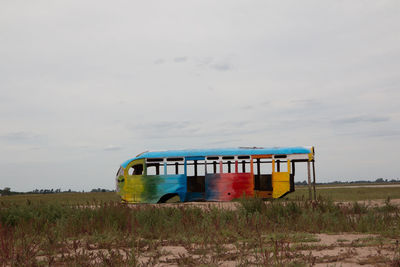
[238,195,265,214]
[0,196,399,265]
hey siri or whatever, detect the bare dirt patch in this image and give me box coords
[300,233,399,267]
[33,233,398,266]
[315,233,378,246]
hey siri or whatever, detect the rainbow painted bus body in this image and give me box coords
[116,147,315,203]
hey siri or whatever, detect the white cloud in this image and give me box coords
[173,57,188,63]
[103,145,122,151]
[0,0,399,191]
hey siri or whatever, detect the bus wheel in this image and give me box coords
[158,194,181,203]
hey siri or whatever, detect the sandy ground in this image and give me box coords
[69,199,400,265]
[35,200,400,266]
[121,233,399,266]
[130,199,400,265]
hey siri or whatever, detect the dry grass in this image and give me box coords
[1,195,400,266]
[287,185,400,201]
[0,192,119,205]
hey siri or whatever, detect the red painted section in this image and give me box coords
[206,173,253,201]
[230,173,254,199]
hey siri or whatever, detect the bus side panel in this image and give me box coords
[123,175,145,203]
[129,174,186,203]
[139,175,164,203]
[122,159,147,203]
[184,192,206,202]
[205,174,225,201]
[156,174,187,202]
[205,173,253,201]
[231,173,254,199]
[272,172,291,198]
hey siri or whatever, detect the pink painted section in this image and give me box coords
[206,173,254,201]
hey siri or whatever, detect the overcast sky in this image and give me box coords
[1,1,399,192]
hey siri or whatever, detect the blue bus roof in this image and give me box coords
[121,146,313,168]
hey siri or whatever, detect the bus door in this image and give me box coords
[185,156,206,201]
[252,155,273,198]
[271,156,292,198]
[123,159,145,203]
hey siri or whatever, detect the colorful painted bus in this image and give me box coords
[116,146,315,203]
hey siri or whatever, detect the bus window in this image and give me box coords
[206,160,219,174]
[128,164,143,175]
[166,164,174,175]
[187,160,205,176]
[147,163,164,175]
[197,161,205,176]
[238,160,250,173]
[260,159,273,174]
[167,157,184,162]
[167,161,184,175]
[177,163,184,174]
[222,160,234,173]
[275,160,289,173]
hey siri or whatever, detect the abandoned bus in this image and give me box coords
[116,146,315,203]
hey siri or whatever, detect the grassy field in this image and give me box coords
[1,186,400,266]
[286,185,400,201]
[305,182,400,188]
[2,184,399,204]
[0,192,120,205]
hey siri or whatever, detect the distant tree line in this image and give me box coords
[90,188,113,193]
[295,178,400,185]
[0,187,12,196]
[0,187,115,196]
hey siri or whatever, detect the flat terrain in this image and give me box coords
[2,183,400,204]
[287,184,400,202]
[0,191,120,205]
[1,184,399,266]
